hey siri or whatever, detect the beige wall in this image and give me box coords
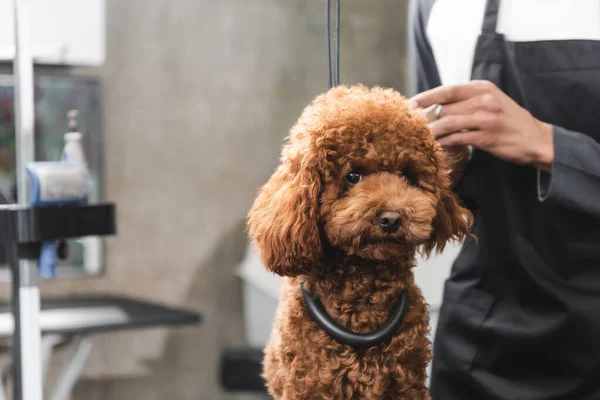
[6,1,411,399]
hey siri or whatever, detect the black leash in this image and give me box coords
[326,0,340,88]
[299,2,410,348]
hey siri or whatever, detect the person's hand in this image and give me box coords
[409,80,554,173]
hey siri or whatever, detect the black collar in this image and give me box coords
[301,285,409,348]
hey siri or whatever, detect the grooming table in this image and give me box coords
[0,295,201,400]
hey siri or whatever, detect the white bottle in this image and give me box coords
[61,109,88,167]
[61,109,92,202]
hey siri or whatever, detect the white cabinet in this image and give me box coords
[0,0,105,66]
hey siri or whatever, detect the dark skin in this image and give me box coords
[409,80,554,181]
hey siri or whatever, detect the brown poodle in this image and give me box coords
[248,85,472,399]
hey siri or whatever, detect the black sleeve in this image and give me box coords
[408,0,442,96]
[537,125,600,218]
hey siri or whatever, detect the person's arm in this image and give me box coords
[538,126,600,217]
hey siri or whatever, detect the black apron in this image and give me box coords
[430,1,600,399]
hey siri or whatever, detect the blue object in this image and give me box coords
[39,242,57,279]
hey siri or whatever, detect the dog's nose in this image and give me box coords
[376,211,402,233]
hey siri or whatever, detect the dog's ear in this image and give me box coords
[423,155,474,256]
[247,146,322,277]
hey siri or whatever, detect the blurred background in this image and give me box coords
[0,1,461,399]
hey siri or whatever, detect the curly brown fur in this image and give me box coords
[248,85,473,400]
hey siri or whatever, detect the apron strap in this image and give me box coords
[482,0,500,33]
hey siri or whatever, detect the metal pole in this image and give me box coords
[12,0,43,399]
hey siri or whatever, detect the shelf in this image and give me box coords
[0,203,116,243]
[0,295,201,338]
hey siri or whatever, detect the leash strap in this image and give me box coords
[326,0,341,88]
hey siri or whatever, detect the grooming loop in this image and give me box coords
[300,0,410,349]
[302,286,409,348]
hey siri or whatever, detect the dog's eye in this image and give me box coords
[402,170,419,187]
[344,171,362,185]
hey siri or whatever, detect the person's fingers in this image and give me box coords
[422,104,439,122]
[438,129,502,151]
[438,130,483,147]
[409,80,498,109]
[430,93,502,121]
[430,113,490,138]
[421,93,501,128]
